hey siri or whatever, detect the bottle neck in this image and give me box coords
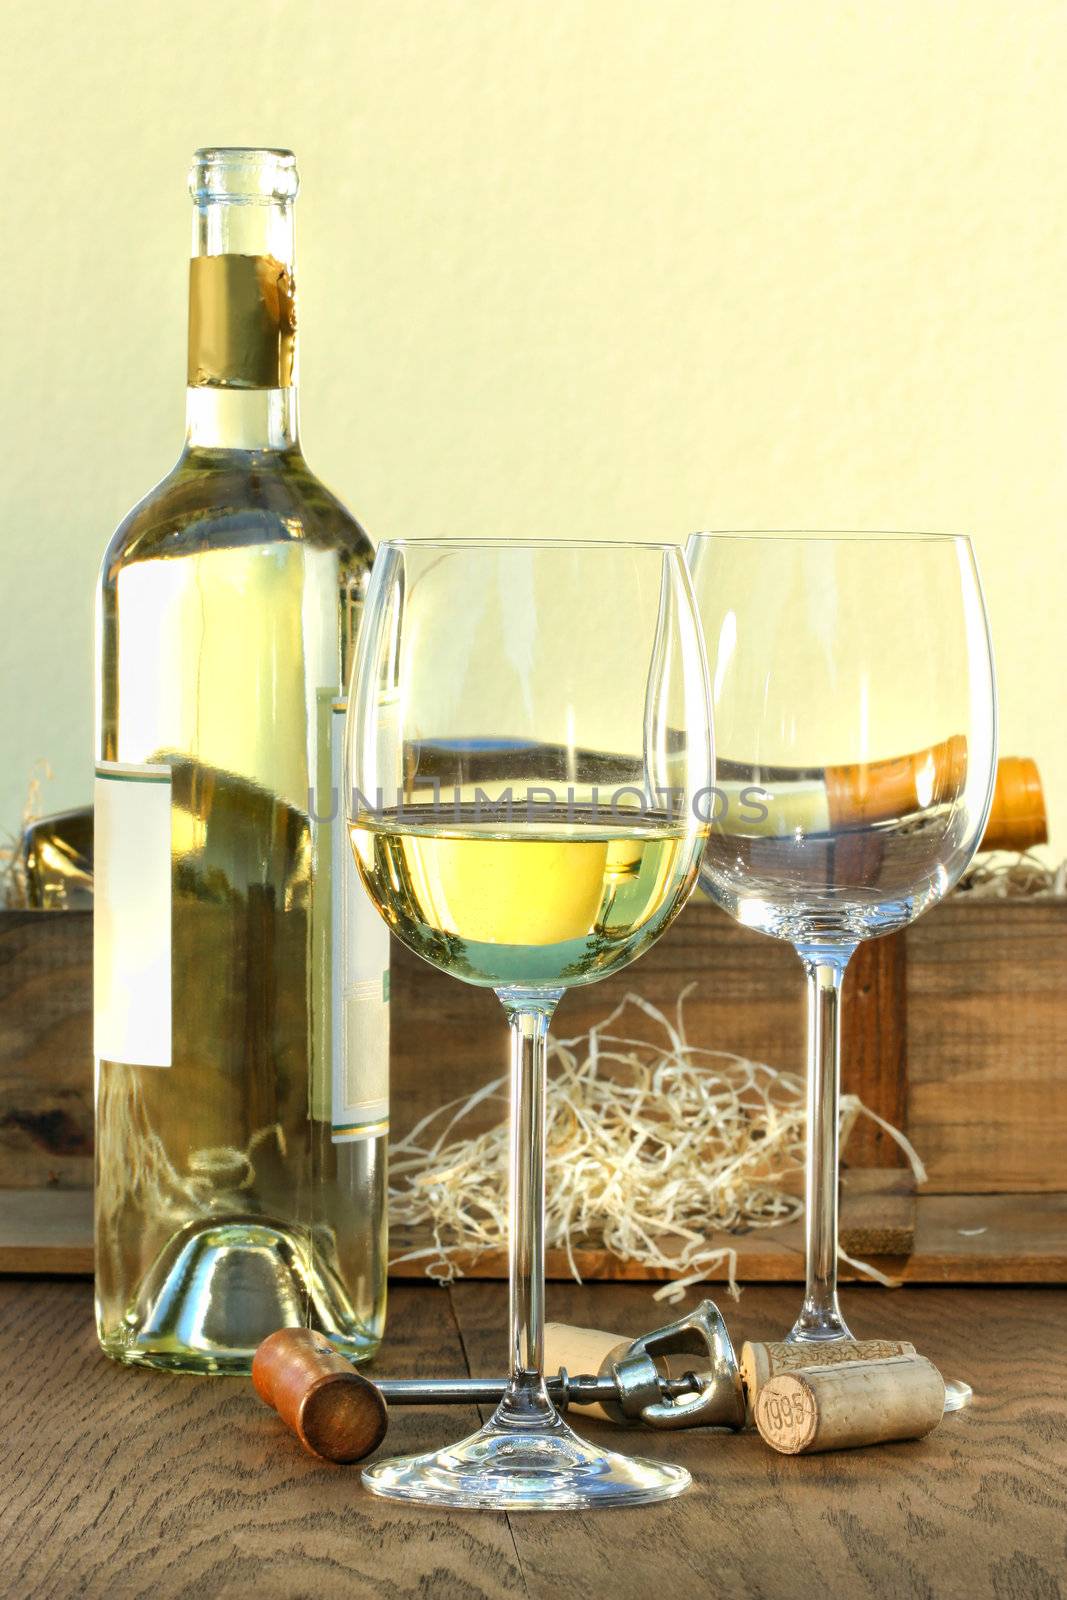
[184,188,300,454]
[185,385,299,452]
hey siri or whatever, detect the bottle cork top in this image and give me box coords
[981,756,1047,853]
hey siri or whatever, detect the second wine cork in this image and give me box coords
[543,1322,633,1421]
[740,1338,915,1424]
[754,1354,945,1455]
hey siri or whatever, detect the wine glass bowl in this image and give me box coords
[695,532,996,946]
[707,730,977,945]
[345,538,712,1508]
[687,531,996,1350]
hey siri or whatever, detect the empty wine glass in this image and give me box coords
[686,532,996,1386]
[345,539,712,1509]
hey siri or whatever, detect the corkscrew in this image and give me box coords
[253,1301,746,1463]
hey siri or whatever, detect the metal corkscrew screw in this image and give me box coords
[374,1367,698,1416]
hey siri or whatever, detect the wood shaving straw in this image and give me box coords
[957,850,1066,898]
[389,986,928,1302]
[0,761,53,909]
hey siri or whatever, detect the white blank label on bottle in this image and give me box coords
[94,762,172,1067]
[331,703,390,1140]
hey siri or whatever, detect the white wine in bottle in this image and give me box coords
[94,148,388,1373]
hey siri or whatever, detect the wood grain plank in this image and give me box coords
[389,898,808,1150]
[6,898,1067,1199]
[0,1278,1065,1599]
[841,933,909,1167]
[909,1193,1067,1282]
[391,1168,915,1281]
[0,1187,93,1272]
[0,1279,524,1600]
[4,1186,1065,1283]
[909,1081,1067,1194]
[453,1281,1067,1600]
[908,901,1067,1194]
[0,910,93,1189]
[839,1166,915,1256]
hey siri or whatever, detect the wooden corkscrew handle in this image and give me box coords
[252,1328,389,1464]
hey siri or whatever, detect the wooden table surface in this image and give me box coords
[0,1279,1064,1600]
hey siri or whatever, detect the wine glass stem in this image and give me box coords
[792,946,856,1344]
[496,988,563,1424]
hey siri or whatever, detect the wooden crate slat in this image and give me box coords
[840,931,908,1166]
[0,911,94,1190]
[5,1183,1065,1284]
[907,900,1067,1192]
[2,898,1066,1284]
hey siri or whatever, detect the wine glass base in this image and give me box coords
[361,1413,692,1511]
[785,1311,855,1345]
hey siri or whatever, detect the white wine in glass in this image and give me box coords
[351,808,698,988]
[345,539,713,1509]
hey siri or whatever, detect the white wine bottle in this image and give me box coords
[94,148,388,1373]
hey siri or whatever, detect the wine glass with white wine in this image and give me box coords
[686,531,996,1410]
[344,539,713,1509]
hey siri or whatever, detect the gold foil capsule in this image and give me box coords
[187,253,296,389]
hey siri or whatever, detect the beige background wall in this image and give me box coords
[3,0,1065,851]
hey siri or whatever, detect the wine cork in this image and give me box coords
[754,1354,945,1455]
[825,735,967,831]
[823,743,1046,852]
[544,1322,633,1421]
[740,1339,914,1426]
[980,756,1047,853]
[252,1328,388,1464]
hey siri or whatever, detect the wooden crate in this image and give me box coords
[1,898,1065,1279]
